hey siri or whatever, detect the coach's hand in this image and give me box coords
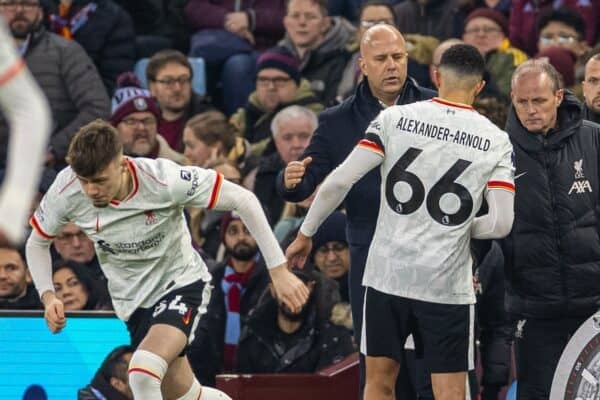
[269,264,309,313]
[284,157,312,189]
[42,291,66,333]
[285,231,312,269]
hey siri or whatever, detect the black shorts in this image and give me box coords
[361,287,474,373]
[126,279,212,351]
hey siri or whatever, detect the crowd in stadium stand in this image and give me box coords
[0,0,599,399]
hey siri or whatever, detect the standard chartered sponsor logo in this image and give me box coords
[100,232,166,254]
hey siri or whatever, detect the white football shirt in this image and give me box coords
[30,158,220,320]
[360,98,514,304]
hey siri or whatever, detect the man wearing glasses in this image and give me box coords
[146,49,211,153]
[0,0,110,172]
[229,46,323,157]
[462,8,527,99]
[110,81,185,165]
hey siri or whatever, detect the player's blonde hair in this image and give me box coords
[66,119,123,178]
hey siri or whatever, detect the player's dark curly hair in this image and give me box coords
[66,119,123,178]
[439,43,485,79]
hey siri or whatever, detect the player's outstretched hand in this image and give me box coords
[42,292,66,333]
[285,231,312,269]
[284,157,312,189]
[269,264,309,314]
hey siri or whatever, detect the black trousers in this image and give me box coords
[514,315,588,400]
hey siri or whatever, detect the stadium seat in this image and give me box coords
[133,57,206,96]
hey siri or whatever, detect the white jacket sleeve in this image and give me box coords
[25,229,55,298]
[212,179,286,269]
[300,146,383,237]
[471,189,515,239]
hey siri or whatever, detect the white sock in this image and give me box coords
[128,349,168,400]
[200,386,233,400]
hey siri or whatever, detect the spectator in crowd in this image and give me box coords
[44,0,135,95]
[52,259,111,311]
[78,345,134,400]
[536,7,590,61]
[509,0,598,57]
[249,105,316,225]
[184,111,250,170]
[0,245,41,309]
[583,54,600,124]
[277,24,435,398]
[185,0,286,116]
[236,268,355,373]
[394,0,465,41]
[337,0,396,101]
[52,222,102,281]
[536,46,577,92]
[278,0,355,105]
[146,50,212,151]
[111,75,185,164]
[114,0,190,55]
[189,212,271,381]
[0,0,110,171]
[230,47,323,156]
[310,211,350,303]
[462,8,527,99]
[505,59,600,399]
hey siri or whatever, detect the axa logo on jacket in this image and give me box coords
[568,159,593,195]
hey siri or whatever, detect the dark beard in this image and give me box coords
[226,242,258,261]
[9,17,38,39]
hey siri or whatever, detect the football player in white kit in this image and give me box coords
[287,43,515,400]
[25,120,309,399]
[0,16,50,245]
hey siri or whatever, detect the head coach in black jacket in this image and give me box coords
[504,59,600,400]
[276,24,435,397]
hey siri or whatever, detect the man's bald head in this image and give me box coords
[360,24,406,56]
[358,24,408,106]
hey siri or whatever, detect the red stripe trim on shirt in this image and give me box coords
[29,215,56,239]
[128,367,161,380]
[110,159,140,206]
[0,59,25,86]
[207,172,223,209]
[123,158,139,201]
[358,139,384,155]
[431,97,474,111]
[487,180,515,192]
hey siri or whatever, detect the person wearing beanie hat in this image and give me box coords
[310,211,349,302]
[229,47,324,155]
[256,47,302,86]
[536,46,577,88]
[110,72,185,165]
[463,7,528,98]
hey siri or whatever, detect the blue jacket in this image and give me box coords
[276,78,435,245]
